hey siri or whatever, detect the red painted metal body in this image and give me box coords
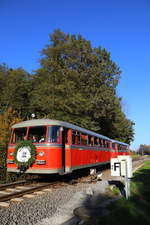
[7,119,129,174]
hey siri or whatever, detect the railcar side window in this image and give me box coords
[28,126,46,143]
[112,143,116,149]
[99,139,104,147]
[88,136,94,145]
[48,126,60,143]
[105,141,109,148]
[122,145,128,151]
[72,131,81,145]
[99,139,102,147]
[11,128,27,143]
[94,137,99,146]
[118,144,122,151]
[81,133,88,145]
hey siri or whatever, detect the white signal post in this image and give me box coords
[111,155,132,199]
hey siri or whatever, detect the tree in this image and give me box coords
[0,64,32,118]
[98,97,134,143]
[138,144,150,155]
[30,29,134,144]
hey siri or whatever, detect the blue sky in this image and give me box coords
[0,0,150,149]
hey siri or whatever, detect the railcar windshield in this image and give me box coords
[11,126,47,143]
[28,126,46,143]
[11,128,27,143]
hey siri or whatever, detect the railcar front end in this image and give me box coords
[7,121,65,174]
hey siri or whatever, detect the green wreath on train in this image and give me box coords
[14,140,36,168]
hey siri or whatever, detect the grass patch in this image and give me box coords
[99,161,150,225]
[111,186,121,196]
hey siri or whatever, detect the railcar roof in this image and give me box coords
[12,119,110,141]
[111,139,128,146]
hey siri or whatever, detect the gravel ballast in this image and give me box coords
[0,180,109,225]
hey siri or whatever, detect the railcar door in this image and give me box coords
[61,128,68,173]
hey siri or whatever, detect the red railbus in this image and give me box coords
[7,119,129,174]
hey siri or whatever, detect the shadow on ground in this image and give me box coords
[62,163,150,225]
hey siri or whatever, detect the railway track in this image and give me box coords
[0,180,62,203]
[0,179,31,191]
[0,173,101,204]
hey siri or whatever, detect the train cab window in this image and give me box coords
[28,126,46,143]
[11,128,27,143]
[48,126,60,143]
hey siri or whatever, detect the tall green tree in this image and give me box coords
[29,29,134,143]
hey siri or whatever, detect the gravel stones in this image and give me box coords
[0,181,110,225]
[35,181,110,225]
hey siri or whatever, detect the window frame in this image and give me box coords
[48,125,61,144]
[11,127,27,144]
[10,126,48,144]
[28,126,47,143]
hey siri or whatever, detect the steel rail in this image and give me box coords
[0,180,30,191]
[0,182,58,202]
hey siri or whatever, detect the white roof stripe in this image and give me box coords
[111,139,128,146]
[12,119,110,140]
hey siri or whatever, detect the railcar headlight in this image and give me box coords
[39,151,44,157]
[9,152,13,156]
